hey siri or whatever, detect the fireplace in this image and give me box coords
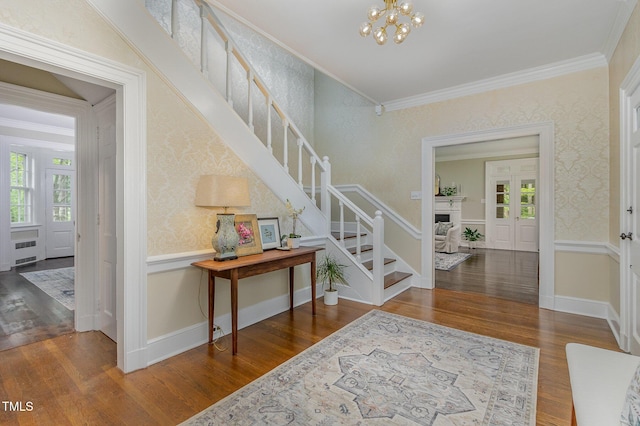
[435,214,450,223]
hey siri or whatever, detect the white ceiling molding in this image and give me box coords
[601,0,637,61]
[384,53,608,112]
[0,117,75,138]
[0,134,74,152]
[436,147,539,163]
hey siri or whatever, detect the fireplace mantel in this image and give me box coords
[434,196,465,226]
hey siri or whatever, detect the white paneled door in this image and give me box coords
[45,169,75,258]
[621,75,640,355]
[97,96,117,343]
[486,159,539,252]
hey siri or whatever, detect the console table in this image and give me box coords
[192,246,322,354]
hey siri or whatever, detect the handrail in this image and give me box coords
[149,0,387,304]
[194,0,326,176]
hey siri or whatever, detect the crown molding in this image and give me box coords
[384,53,608,112]
[601,0,637,61]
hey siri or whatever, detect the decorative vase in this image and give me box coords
[212,213,239,261]
[324,289,338,305]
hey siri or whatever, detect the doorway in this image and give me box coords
[422,122,555,310]
[0,23,148,372]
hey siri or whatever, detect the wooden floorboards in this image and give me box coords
[0,257,75,351]
[436,248,540,305]
[0,287,618,425]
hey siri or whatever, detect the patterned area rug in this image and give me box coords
[20,267,75,311]
[435,252,471,271]
[183,310,539,425]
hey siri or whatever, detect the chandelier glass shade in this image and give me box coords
[359,0,425,45]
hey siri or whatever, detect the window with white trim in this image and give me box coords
[10,151,32,224]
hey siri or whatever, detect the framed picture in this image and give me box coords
[234,214,263,257]
[257,217,282,250]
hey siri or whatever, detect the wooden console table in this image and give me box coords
[192,246,321,354]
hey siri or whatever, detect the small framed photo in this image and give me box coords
[234,214,263,257]
[257,217,281,250]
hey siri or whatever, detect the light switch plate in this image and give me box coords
[410,191,422,200]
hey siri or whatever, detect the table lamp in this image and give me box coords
[195,175,250,261]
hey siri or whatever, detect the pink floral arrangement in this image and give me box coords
[236,222,254,245]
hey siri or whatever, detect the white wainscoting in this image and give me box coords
[146,237,326,365]
[146,238,621,365]
[553,240,621,343]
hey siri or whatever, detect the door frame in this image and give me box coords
[0,23,148,373]
[421,122,555,310]
[619,54,640,352]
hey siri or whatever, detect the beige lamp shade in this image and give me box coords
[195,175,251,208]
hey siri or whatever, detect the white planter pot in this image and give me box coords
[287,237,301,249]
[324,289,338,305]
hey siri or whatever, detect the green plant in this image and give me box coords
[317,254,349,292]
[463,227,484,242]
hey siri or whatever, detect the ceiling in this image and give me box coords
[209,0,635,106]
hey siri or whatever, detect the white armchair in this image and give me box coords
[434,222,460,253]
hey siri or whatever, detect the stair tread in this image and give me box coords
[384,271,412,289]
[348,245,373,255]
[362,258,396,270]
[332,232,367,241]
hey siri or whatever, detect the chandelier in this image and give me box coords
[359,0,425,45]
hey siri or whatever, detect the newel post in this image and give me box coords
[372,210,385,306]
[321,156,331,235]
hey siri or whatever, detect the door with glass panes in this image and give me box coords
[486,159,538,252]
[46,168,75,258]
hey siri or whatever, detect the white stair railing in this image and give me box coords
[147,0,387,304]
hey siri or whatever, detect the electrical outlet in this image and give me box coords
[213,325,221,332]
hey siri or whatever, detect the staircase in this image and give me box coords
[89,0,414,304]
[338,233,412,290]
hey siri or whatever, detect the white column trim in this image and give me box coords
[0,22,148,373]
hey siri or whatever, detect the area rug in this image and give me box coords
[435,252,471,271]
[20,267,74,311]
[183,310,539,425]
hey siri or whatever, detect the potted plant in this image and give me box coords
[463,227,484,249]
[317,254,348,305]
[283,199,305,249]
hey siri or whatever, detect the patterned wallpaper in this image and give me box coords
[1,0,612,249]
[315,67,611,242]
[0,0,304,256]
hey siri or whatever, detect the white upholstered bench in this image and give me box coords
[566,343,640,425]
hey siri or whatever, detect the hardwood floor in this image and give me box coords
[0,258,75,351]
[0,287,618,425]
[436,248,539,305]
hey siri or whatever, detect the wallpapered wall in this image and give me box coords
[315,67,611,243]
[1,0,305,257]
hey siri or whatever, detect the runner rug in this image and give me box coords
[435,252,471,271]
[20,267,75,311]
[183,310,539,425]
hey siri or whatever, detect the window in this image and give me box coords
[52,157,72,166]
[51,173,72,222]
[495,181,510,219]
[10,151,32,224]
[520,179,536,219]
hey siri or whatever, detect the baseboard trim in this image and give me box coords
[146,283,322,365]
[553,295,609,319]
